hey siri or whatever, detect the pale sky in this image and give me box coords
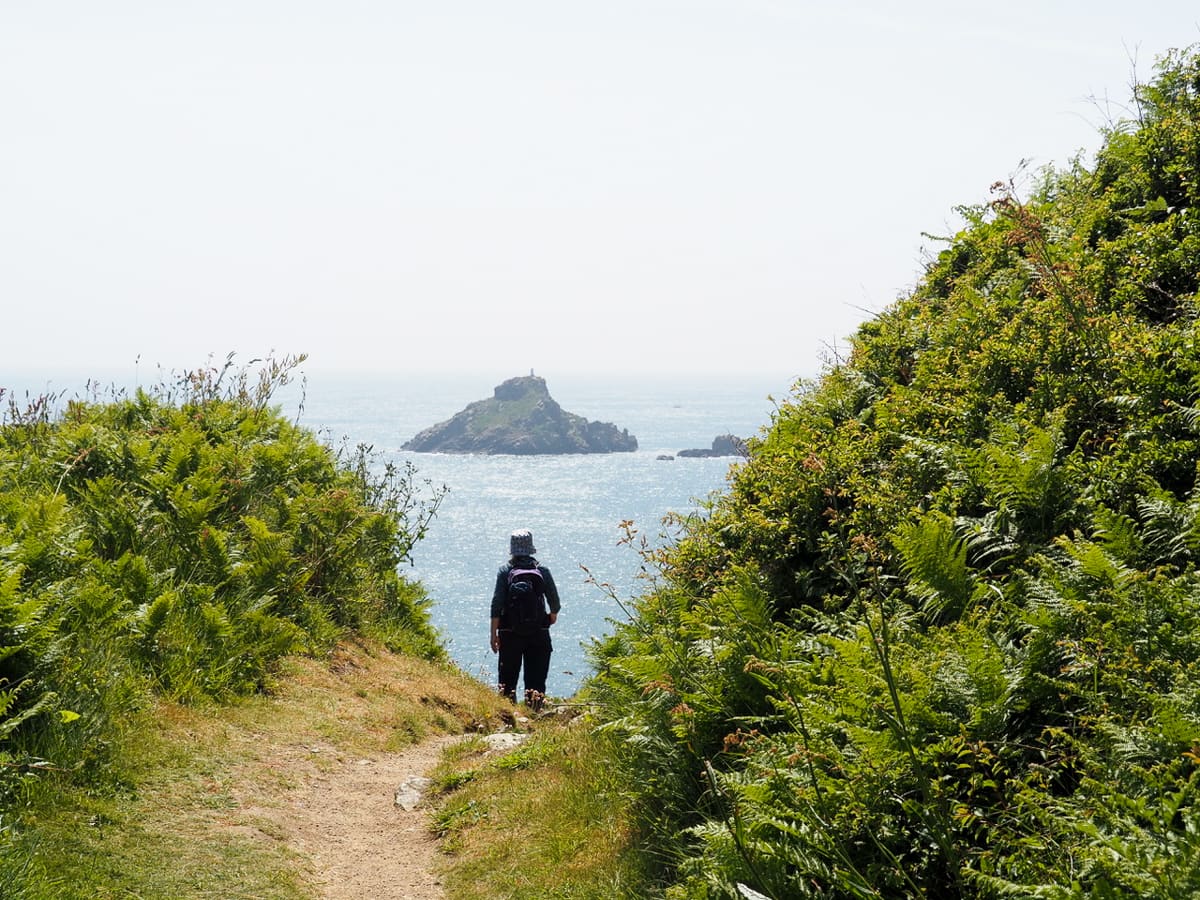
[3,2,1198,381]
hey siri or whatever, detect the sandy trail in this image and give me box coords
[283,734,461,900]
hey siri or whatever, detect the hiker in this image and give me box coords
[490,529,560,708]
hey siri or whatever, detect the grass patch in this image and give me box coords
[433,717,656,899]
[7,704,311,900]
[468,395,543,434]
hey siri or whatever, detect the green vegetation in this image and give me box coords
[0,355,456,897]
[441,44,1200,898]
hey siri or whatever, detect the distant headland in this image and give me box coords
[401,375,638,455]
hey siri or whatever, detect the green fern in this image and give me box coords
[892,510,975,622]
[969,419,1070,541]
[1136,491,1199,567]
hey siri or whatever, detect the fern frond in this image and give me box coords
[892,511,975,623]
[958,509,1019,572]
[1136,492,1198,567]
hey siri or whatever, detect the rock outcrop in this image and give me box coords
[402,375,638,455]
[677,434,748,458]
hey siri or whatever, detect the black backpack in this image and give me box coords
[505,566,548,635]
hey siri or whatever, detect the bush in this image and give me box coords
[586,44,1200,898]
[0,356,447,839]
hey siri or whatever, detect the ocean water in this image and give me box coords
[4,368,793,697]
[288,373,788,696]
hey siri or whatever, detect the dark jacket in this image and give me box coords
[490,555,561,624]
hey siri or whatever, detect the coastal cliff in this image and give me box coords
[401,375,638,455]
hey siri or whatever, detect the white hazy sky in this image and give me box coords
[3,2,1198,381]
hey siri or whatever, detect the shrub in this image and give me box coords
[586,44,1200,898]
[0,356,447,837]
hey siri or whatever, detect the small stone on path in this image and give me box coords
[394,776,433,812]
[483,732,528,752]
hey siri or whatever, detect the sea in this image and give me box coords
[7,369,797,697]
[289,372,796,696]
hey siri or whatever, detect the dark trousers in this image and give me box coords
[497,628,553,701]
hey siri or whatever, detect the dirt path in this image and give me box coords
[200,645,512,898]
[282,734,462,900]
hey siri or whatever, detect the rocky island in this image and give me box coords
[677,434,749,458]
[402,375,638,455]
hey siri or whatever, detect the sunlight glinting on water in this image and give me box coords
[292,373,784,695]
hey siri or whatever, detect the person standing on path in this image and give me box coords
[490,529,560,708]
